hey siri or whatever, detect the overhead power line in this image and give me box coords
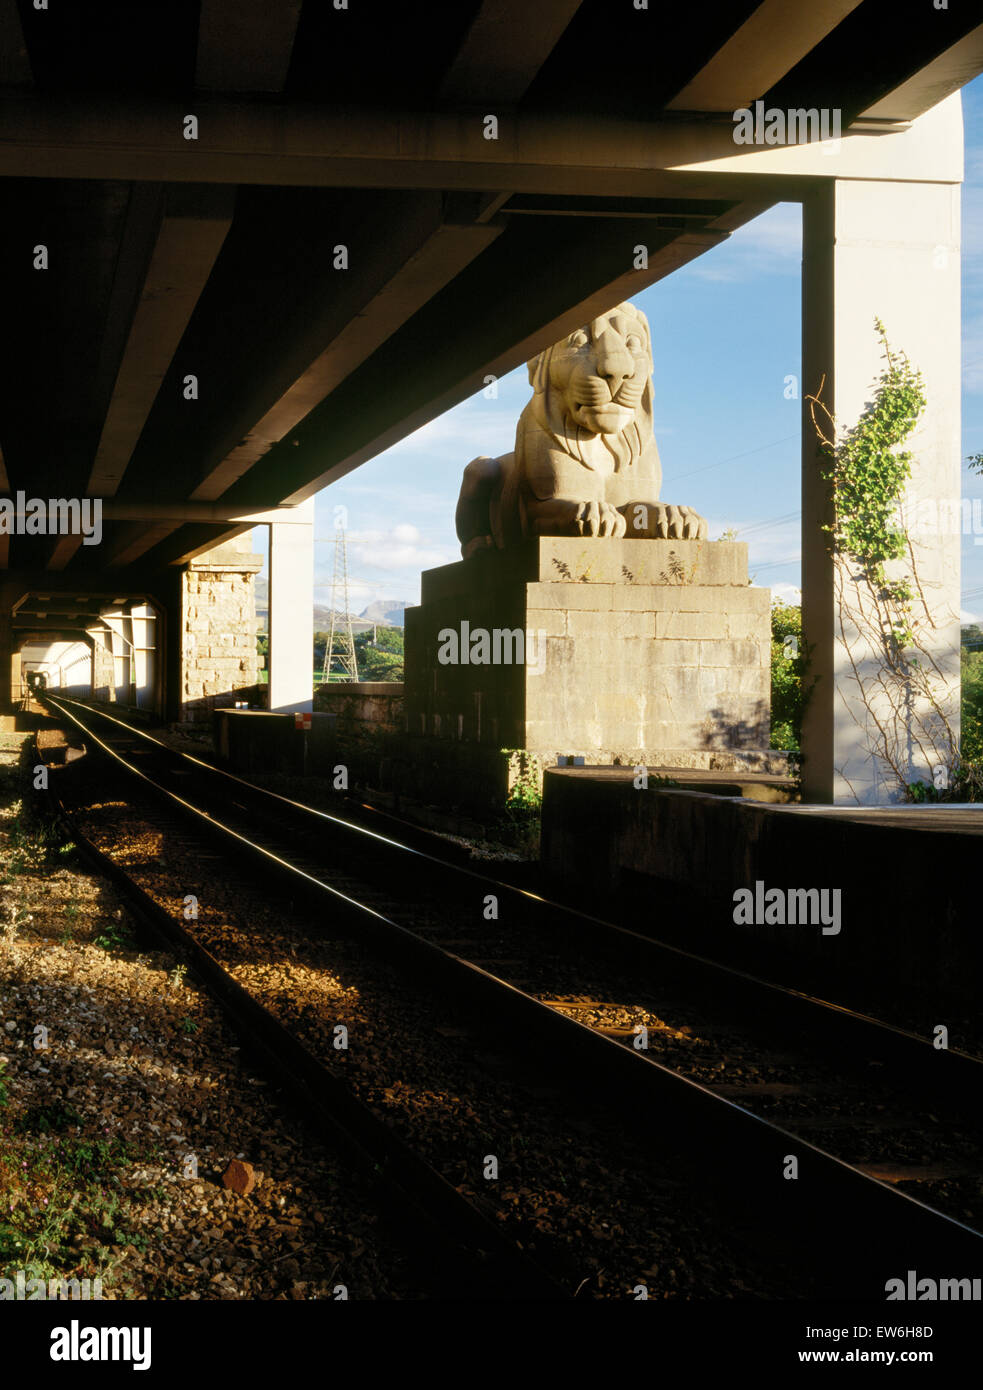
[663,433,799,485]
[733,510,801,537]
[750,554,801,572]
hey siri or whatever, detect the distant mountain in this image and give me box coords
[311,601,408,632]
[253,579,408,631]
[359,600,408,627]
[313,605,365,632]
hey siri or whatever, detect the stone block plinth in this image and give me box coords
[404,538,771,763]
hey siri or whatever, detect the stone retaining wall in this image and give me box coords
[541,769,981,1005]
[313,681,404,730]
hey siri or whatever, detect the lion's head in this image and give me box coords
[526,302,655,470]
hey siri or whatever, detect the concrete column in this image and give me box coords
[161,569,183,722]
[0,616,13,720]
[102,611,132,705]
[112,627,128,704]
[130,603,157,710]
[268,498,314,714]
[801,178,961,804]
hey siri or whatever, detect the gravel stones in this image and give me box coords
[1,730,419,1300]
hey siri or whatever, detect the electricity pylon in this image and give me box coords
[322,529,359,682]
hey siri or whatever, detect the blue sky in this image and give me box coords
[264,77,983,622]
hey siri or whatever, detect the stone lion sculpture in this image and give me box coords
[455,302,707,557]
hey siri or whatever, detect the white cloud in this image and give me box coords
[351,541,453,572]
[310,515,459,608]
[771,583,802,606]
[381,394,523,462]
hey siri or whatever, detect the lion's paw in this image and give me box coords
[574,500,627,537]
[623,502,707,540]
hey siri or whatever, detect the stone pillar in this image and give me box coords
[801,179,961,804]
[181,534,263,723]
[268,498,314,714]
[87,627,115,701]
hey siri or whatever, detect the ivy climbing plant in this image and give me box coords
[807,320,978,802]
[817,319,924,651]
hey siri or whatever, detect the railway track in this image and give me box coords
[32,739,564,1303]
[40,695,983,1298]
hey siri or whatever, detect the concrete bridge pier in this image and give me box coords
[801,176,961,803]
[0,620,15,727]
[101,611,133,706]
[268,498,314,715]
[130,604,158,710]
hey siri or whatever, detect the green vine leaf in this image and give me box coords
[804,320,980,800]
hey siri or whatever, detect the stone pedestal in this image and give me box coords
[404,539,773,787]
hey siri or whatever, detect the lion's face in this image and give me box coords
[531,305,653,439]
